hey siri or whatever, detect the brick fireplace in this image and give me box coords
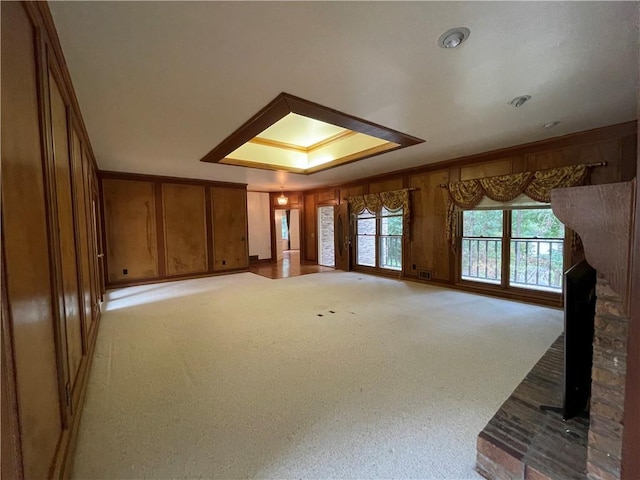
[476,179,637,480]
[589,277,629,480]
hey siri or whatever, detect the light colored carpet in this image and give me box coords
[72,271,562,479]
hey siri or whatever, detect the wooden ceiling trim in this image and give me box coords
[199,92,424,171]
[308,130,358,152]
[248,137,308,153]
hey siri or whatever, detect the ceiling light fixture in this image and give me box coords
[509,95,532,107]
[437,27,470,49]
[543,121,560,129]
[277,187,288,206]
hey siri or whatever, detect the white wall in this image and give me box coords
[289,209,300,250]
[247,191,271,260]
[274,210,284,260]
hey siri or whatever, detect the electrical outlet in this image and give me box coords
[222,260,226,266]
[123,268,128,275]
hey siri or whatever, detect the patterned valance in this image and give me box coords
[444,164,592,250]
[348,189,411,234]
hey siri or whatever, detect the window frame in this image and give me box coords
[458,207,566,300]
[355,207,404,273]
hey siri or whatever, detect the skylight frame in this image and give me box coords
[199,92,424,175]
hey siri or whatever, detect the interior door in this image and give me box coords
[334,203,350,271]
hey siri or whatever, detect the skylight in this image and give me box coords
[200,93,424,175]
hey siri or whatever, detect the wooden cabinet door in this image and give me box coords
[211,187,249,270]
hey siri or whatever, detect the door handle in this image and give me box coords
[97,253,104,258]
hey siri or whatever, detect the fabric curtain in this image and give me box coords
[347,189,411,234]
[443,164,591,250]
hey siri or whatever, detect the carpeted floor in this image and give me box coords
[72,271,562,479]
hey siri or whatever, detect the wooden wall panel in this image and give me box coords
[71,130,93,343]
[524,141,622,185]
[304,192,317,261]
[368,177,404,194]
[339,185,364,204]
[460,158,513,181]
[409,170,451,281]
[162,184,207,276]
[1,3,63,477]
[211,187,248,270]
[317,189,338,204]
[103,179,158,282]
[49,72,84,387]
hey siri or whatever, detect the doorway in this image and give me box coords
[274,208,300,262]
[317,206,335,267]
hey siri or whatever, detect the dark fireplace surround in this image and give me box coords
[476,180,636,480]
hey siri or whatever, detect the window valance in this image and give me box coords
[347,188,411,233]
[443,164,595,250]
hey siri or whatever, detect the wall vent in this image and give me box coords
[418,269,432,280]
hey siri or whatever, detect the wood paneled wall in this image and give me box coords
[1,2,103,478]
[101,173,249,287]
[303,122,637,304]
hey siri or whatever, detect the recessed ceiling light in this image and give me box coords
[437,27,470,49]
[543,121,560,129]
[509,95,531,107]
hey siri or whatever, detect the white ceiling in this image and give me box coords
[49,1,639,192]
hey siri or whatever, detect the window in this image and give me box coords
[356,207,403,271]
[461,210,503,285]
[461,208,564,293]
[510,209,564,291]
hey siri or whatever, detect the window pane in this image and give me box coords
[357,235,376,266]
[462,210,503,237]
[381,215,403,235]
[460,238,502,284]
[357,217,376,235]
[511,209,564,238]
[380,236,402,270]
[509,240,563,291]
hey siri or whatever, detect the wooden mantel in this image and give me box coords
[551,180,636,312]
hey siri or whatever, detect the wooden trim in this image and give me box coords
[304,142,399,174]
[98,170,110,300]
[283,93,424,145]
[58,311,100,479]
[249,258,272,265]
[104,268,250,289]
[269,194,277,261]
[23,2,99,173]
[249,137,308,153]
[99,170,247,189]
[1,240,25,480]
[200,92,424,166]
[35,27,73,431]
[304,121,638,194]
[308,130,357,152]
[205,187,214,273]
[220,158,307,174]
[154,182,167,278]
[66,109,89,359]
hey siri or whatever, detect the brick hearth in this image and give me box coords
[476,276,630,480]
